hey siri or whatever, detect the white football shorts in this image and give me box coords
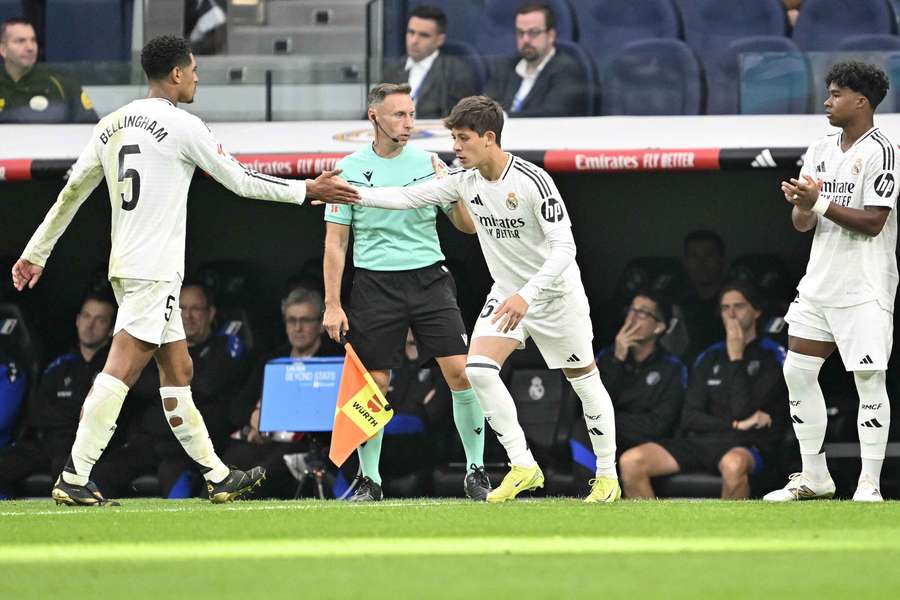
[110,277,185,346]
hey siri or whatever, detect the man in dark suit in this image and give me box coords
[484,2,588,117]
[383,5,478,119]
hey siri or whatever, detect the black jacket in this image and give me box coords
[596,346,687,450]
[484,50,588,117]
[0,64,98,123]
[681,338,788,450]
[383,52,479,119]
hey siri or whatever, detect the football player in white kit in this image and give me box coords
[10,35,358,506]
[352,96,620,503]
[767,62,897,502]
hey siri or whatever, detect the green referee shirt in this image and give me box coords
[325,144,450,271]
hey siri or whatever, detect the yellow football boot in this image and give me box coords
[584,476,621,503]
[486,464,544,503]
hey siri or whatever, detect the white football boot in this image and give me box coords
[852,474,884,502]
[763,472,836,502]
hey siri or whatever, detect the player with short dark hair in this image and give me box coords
[323,83,489,502]
[768,61,897,502]
[10,34,357,506]
[351,95,621,503]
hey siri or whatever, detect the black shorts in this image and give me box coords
[346,263,468,370]
[658,437,764,475]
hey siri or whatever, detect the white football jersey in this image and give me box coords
[796,127,898,310]
[358,153,585,303]
[22,97,305,282]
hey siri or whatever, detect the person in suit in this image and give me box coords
[383,5,478,119]
[483,2,588,117]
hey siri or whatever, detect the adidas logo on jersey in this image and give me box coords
[751,149,777,168]
[566,354,580,363]
[859,355,874,365]
[470,194,484,206]
[815,161,826,174]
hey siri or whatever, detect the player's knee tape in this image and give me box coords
[465,355,502,385]
[855,370,890,460]
[160,386,197,431]
[783,351,827,455]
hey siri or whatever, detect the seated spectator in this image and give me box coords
[383,5,479,119]
[224,286,343,499]
[92,281,249,497]
[0,18,98,123]
[679,230,727,360]
[619,282,787,500]
[0,343,26,450]
[575,291,686,463]
[483,2,587,117]
[0,291,123,497]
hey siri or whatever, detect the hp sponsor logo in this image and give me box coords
[875,172,895,198]
[541,197,565,222]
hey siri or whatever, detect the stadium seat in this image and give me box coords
[569,0,681,70]
[674,0,790,114]
[474,0,575,60]
[0,0,21,23]
[791,0,895,52]
[406,0,483,47]
[45,0,132,61]
[0,303,42,397]
[739,51,812,114]
[600,39,703,116]
[888,52,900,111]
[441,39,488,91]
[676,0,788,59]
[193,261,261,351]
[726,254,796,309]
[837,33,900,50]
[553,39,596,116]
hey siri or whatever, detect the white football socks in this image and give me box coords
[855,370,890,484]
[567,368,617,478]
[783,351,829,479]
[62,373,129,486]
[160,386,230,483]
[465,355,536,468]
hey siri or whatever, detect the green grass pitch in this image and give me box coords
[2,498,899,599]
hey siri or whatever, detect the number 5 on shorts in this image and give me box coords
[480,298,499,319]
[164,295,175,322]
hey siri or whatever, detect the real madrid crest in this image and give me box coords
[852,157,863,175]
[506,192,519,210]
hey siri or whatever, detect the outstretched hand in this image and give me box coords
[11,258,43,291]
[305,169,360,205]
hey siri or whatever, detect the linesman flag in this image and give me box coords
[329,342,394,466]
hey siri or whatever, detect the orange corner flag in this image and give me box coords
[329,342,394,467]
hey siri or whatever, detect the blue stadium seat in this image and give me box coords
[474,0,575,59]
[837,33,900,50]
[0,0,22,23]
[792,0,895,51]
[676,0,787,58]
[45,0,131,62]
[569,0,680,69]
[407,0,483,47]
[707,36,803,115]
[887,52,900,111]
[600,39,702,116]
[554,39,595,116]
[441,39,487,90]
[739,51,811,114]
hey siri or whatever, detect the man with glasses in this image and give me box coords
[571,292,686,480]
[619,282,787,500]
[223,286,343,498]
[483,3,587,117]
